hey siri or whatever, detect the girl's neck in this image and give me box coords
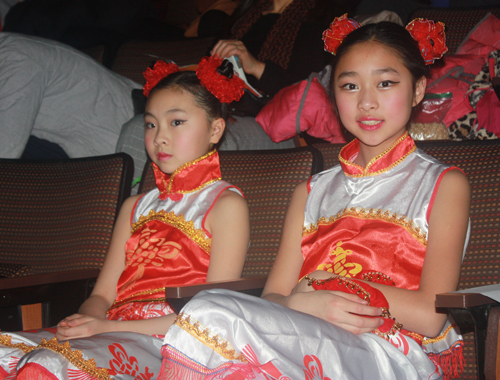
[263,0,293,14]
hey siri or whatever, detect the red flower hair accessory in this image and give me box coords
[322,14,361,55]
[143,60,180,97]
[406,18,448,65]
[196,55,245,104]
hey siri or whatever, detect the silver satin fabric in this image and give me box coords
[0,330,162,379]
[162,289,441,379]
[134,181,241,231]
[305,148,449,239]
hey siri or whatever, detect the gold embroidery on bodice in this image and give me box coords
[317,241,363,277]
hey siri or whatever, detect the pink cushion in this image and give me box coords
[256,77,345,144]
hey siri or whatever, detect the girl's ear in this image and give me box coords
[209,117,226,145]
[412,76,427,107]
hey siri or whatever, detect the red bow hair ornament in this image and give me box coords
[322,14,361,55]
[406,18,448,65]
[196,55,245,104]
[142,60,180,97]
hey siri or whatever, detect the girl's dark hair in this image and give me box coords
[148,64,231,122]
[330,21,430,92]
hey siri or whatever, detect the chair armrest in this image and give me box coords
[436,292,498,309]
[0,269,100,329]
[436,290,500,380]
[165,276,267,314]
[0,269,100,290]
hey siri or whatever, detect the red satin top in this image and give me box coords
[299,134,448,290]
[108,151,235,319]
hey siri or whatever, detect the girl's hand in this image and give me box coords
[56,314,109,340]
[287,287,383,335]
[211,39,265,79]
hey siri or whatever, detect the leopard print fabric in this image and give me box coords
[448,50,500,140]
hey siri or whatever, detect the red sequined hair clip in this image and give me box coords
[322,14,361,55]
[142,56,245,104]
[322,15,448,65]
[142,60,180,97]
[196,55,245,104]
[406,18,448,65]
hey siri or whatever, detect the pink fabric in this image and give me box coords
[256,77,345,144]
[476,90,500,136]
[456,13,500,56]
[423,14,500,127]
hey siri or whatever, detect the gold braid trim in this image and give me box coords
[422,324,456,345]
[38,338,110,380]
[174,312,247,363]
[303,207,427,246]
[340,133,416,178]
[156,149,220,195]
[0,332,37,354]
[131,209,211,253]
[108,295,166,311]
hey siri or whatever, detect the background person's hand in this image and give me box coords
[211,39,265,79]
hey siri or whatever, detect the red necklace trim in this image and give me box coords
[153,150,221,201]
[339,133,416,177]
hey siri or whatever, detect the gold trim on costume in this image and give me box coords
[340,133,416,178]
[0,332,37,354]
[39,338,110,380]
[155,149,220,195]
[422,324,456,345]
[303,207,427,246]
[174,312,248,363]
[108,295,166,311]
[131,209,211,253]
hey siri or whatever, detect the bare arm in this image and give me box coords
[262,182,384,334]
[57,194,149,339]
[204,189,250,281]
[367,169,470,337]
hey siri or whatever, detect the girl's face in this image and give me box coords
[333,41,425,163]
[144,88,224,174]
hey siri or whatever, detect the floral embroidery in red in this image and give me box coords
[303,355,331,380]
[108,343,154,379]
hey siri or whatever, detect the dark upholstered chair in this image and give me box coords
[314,139,500,380]
[409,6,500,54]
[138,146,324,311]
[0,153,133,330]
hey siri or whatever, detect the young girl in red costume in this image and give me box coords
[158,16,470,380]
[0,56,250,380]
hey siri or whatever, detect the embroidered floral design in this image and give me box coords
[317,241,362,277]
[108,344,154,379]
[121,226,183,292]
[132,210,211,253]
[303,355,331,380]
[111,301,174,321]
[241,344,287,379]
[406,19,448,65]
[322,14,361,55]
[388,331,410,355]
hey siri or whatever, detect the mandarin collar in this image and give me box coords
[152,150,221,201]
[339,133,416,177]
